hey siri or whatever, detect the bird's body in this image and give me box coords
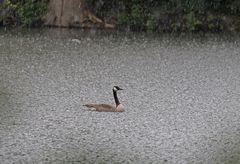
[83,103,124,112]
[83,86,124,112]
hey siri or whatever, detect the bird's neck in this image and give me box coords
[113,89,120,106]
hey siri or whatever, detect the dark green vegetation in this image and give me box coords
[0,0,47,27]
[87,0,240,32]
[1,0,240,32]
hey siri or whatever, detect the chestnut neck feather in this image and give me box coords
[113,89,120,106]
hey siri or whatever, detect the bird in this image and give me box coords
[83,86,124,112]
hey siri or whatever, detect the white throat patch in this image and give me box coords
[113,87,117,91]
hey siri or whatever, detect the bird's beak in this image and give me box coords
[119,88,123,90]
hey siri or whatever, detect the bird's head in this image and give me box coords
[113,86,123,91]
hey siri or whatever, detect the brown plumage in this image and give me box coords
[83,103,124,112]
[83,86,124,112]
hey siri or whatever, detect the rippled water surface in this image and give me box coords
[0,28,240,163]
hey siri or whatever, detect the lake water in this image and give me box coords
[0,28,240,163]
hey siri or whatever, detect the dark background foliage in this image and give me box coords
[1,0,240,31]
